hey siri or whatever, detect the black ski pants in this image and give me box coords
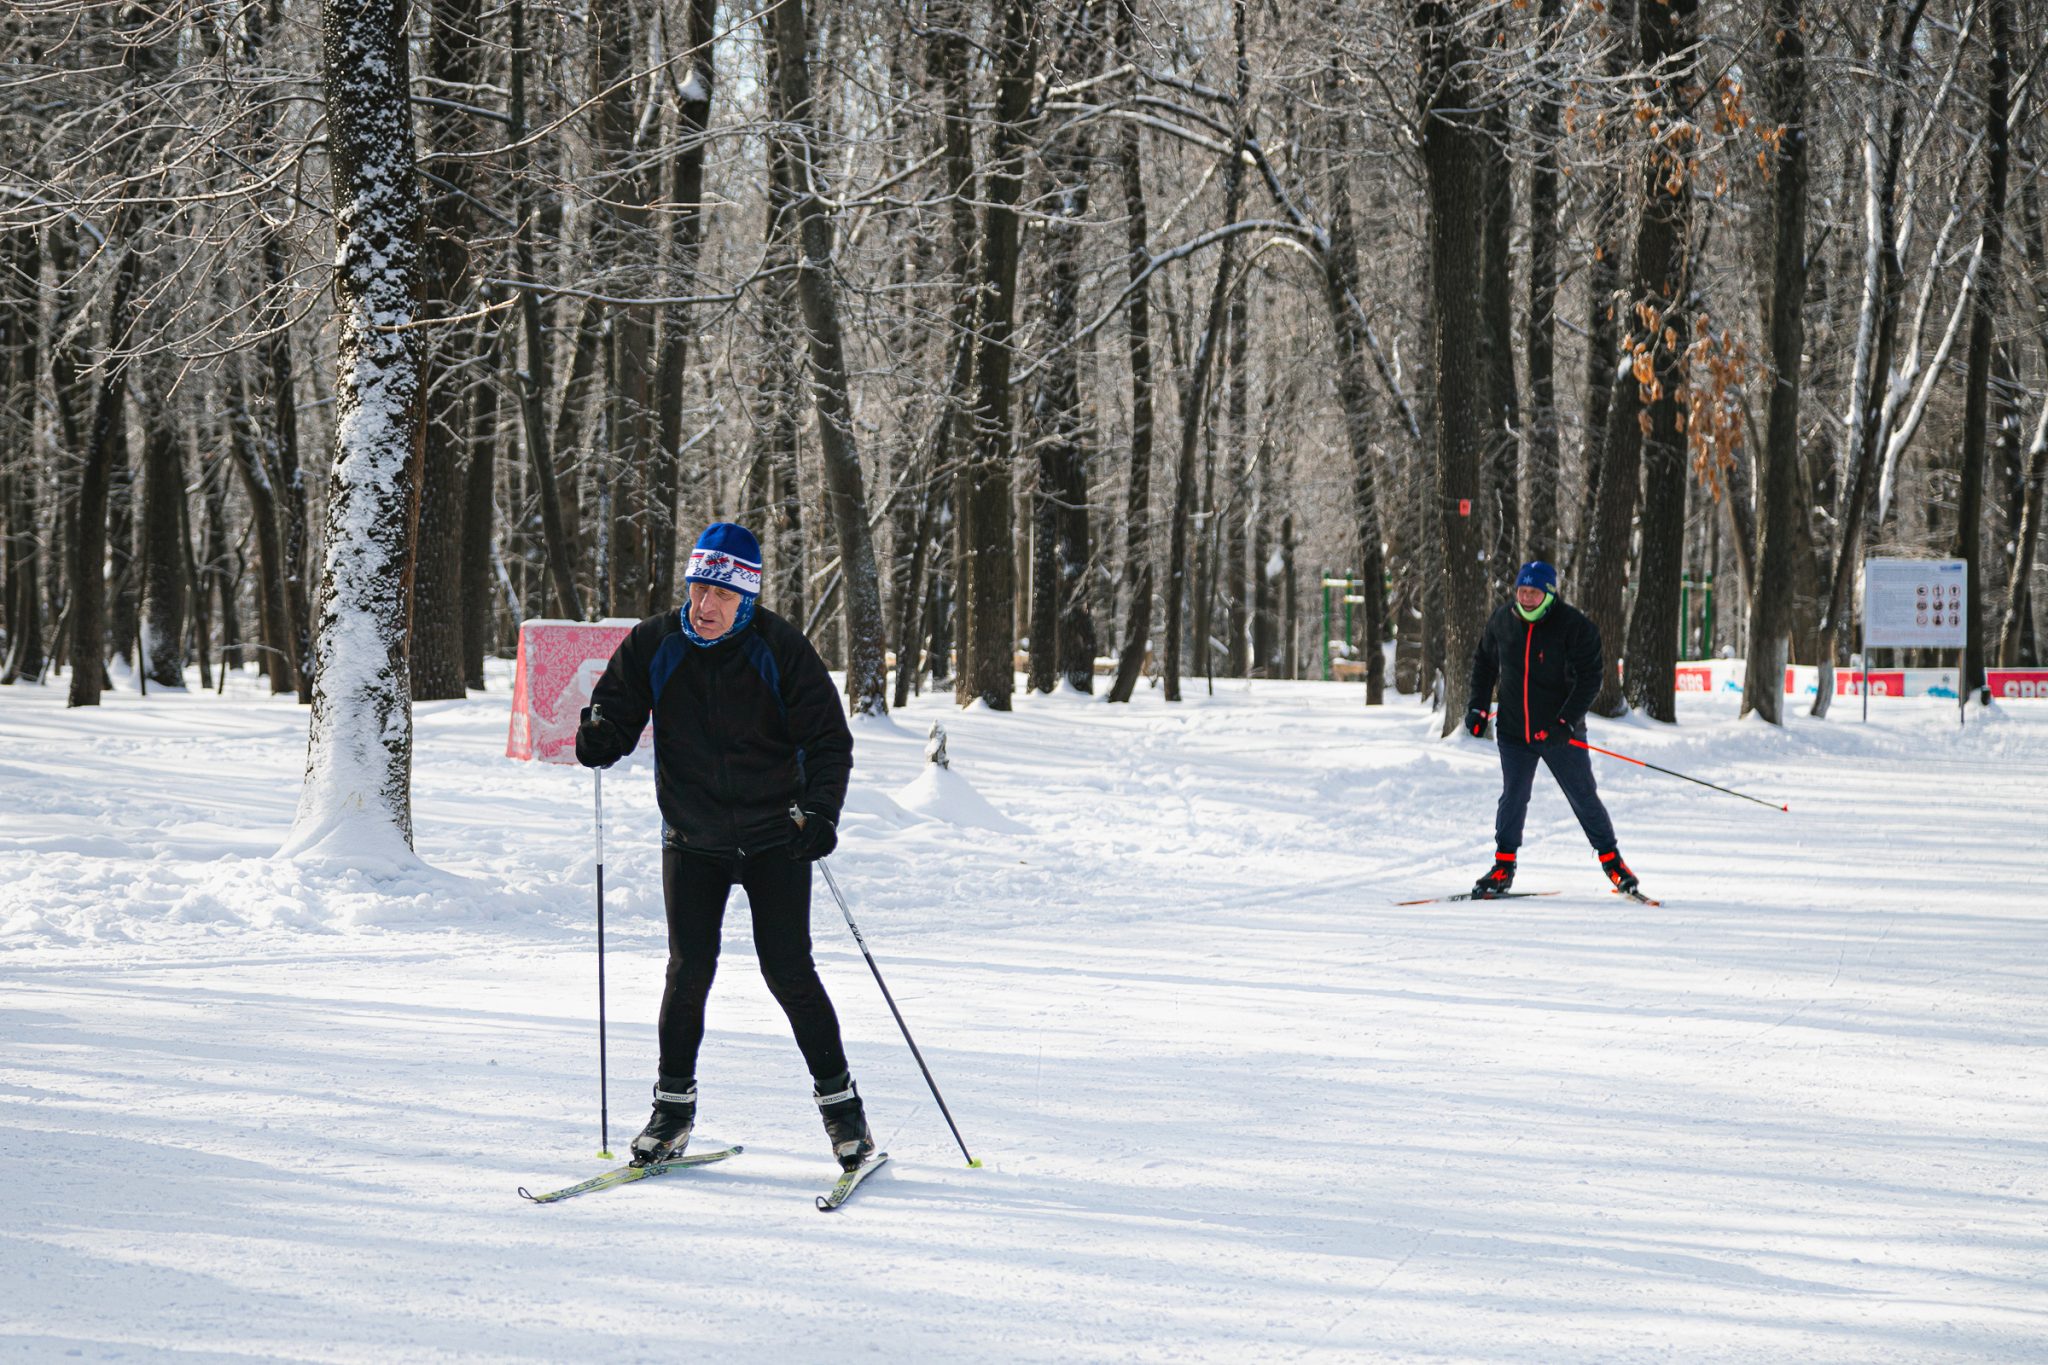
[1494,736,1618,855]
[657,845,849,1085]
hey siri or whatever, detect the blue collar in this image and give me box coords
[679,595,757,647]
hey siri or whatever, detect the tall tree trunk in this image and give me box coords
[66,241,141,708]
[1570,2,1630,589]
[1165,2,1248,704]
[1479,12,1521,588]
[1321,87,1389,705]
[507,0,583,620]
[959,0,1036,711]
[200,445,241,673]
[1027,11,1102,695]
[137,378,187,688]
[410,0,490,699]
[106,385,137,679]
[286,0,427,858]
[1224,284,1251,678]
[259,232,314,702]
[653,0,719,606]
[1250,388,1276,676]
[587,0,657,615]
[1811,0,1929,715]
[0,221,41,685]
[1416,0,1489,734]
[1106,0,1157,704]
[765,0,889,715]
[1996,169,2048,665]
[1522,0,1564,564]
[459,318,501,687]
[224,365,297,695]
[755,119,807,627]
[1616,0,1700,725]
[1742,0,1808,723]
[1955,0,2011,703]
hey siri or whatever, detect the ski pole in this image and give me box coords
[1568,738,1789,812]
[1469,708,1787,812]
[795,806,981,1168]
[592,707,612,1159]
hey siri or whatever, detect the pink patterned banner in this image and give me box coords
[506,619,639,764]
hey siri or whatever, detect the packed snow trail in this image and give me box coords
[3,672,2045,1361]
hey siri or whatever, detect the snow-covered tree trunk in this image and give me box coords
[283,0,426,861]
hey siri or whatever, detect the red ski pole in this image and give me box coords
[1569,737,1788,812]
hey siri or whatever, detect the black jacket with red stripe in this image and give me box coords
[1467,597,1604,746]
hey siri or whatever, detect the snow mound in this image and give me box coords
[892,762,1029,835]
[841,781,927,829]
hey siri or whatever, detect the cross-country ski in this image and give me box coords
[1393,890,1562,906]
[518,1145,744,1205]
[815,1151,890,1212]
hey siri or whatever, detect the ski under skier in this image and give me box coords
[574,521,877,1173]
[1464,560,1643,899]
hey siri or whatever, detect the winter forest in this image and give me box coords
[7,2,2048,1355]
[6,0,2048,750]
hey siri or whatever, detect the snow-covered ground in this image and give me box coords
[4,668,2046,1362]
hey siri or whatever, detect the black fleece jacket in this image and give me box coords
[586,606,853,855]
[1467,596,1604,746]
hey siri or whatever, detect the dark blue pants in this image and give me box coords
[1495,737,1617,854]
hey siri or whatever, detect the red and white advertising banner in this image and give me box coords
[1663,659,2026,700]
[506,619,640,764]
[1673,664,1716,693]
[1782,666,1955,698]
[1987,669,2048,700]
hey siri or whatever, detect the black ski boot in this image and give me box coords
[630,1077,696,1166]
[814,1073,875,1172]
[1471,852,1516,898]
[1598,848,1639,895]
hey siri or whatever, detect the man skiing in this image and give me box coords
[574,521,876,1172]
[1464,560,1642,899]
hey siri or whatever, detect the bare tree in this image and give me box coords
[283,0,426,857]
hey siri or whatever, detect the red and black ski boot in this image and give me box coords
[1471,852,1517,898]
[1598,848,1640,895]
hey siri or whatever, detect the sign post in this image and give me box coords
[506,618,641,1156]
[1861,558,1968,727]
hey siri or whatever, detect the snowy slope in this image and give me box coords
[3,670,2046,1362]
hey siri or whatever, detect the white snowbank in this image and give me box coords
[3,668,2046,1360]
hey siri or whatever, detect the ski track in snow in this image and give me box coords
[3,668,2047,1361]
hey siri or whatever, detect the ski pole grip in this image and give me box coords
[789,803,806,829]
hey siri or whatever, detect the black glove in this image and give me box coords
[788,808,838,861]
[1464,707,1488,738]
[1535,716,1578,747]
[574,706,627,768]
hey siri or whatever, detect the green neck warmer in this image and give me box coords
[1515,592,1555,623]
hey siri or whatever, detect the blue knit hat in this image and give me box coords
[1514,560,1558,594]
[684,522,763,598]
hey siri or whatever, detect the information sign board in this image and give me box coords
[1863,558,1967,649]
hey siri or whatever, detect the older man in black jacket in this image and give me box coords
[575,521,875,1172]
[1464,560,1640,898]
